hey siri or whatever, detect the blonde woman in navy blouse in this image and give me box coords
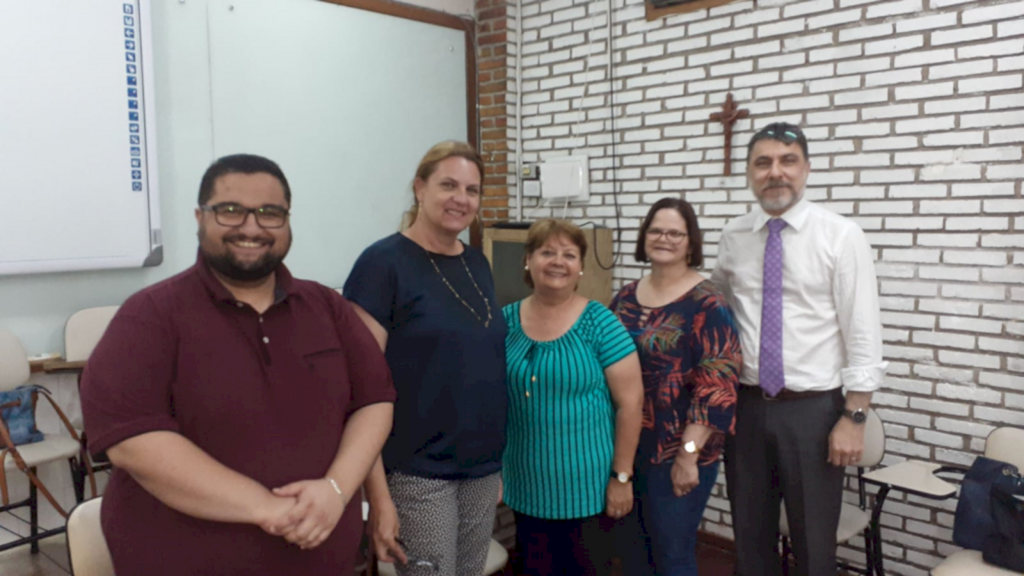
[502,219,643,576]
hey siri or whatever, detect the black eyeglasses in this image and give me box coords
[394,537,440,571]
[199,203,290,229]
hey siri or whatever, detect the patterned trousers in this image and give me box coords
[387,471,502,576]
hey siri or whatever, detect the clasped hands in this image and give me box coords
[256,478,348,550]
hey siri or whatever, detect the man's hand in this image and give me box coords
[368,498,408,565]
[254,493,302,537]
[272,479,347,550]
[671,458,700,497]
[605,480,634,519]
[828,416,865,468]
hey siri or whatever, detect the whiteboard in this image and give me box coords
[0,0,470,354]
[0,0,161,275]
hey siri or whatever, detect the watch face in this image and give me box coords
[853,411,867,424]
[617,472,630,483]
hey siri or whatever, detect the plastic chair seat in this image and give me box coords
[931,549,1021,576]
[377,538,508,576]
[66,497,115,576]
[3,434,80,470]
[778,502,871,544]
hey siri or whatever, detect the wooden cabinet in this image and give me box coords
[482,226,614,307]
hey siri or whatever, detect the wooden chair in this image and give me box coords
[0,329,95,553]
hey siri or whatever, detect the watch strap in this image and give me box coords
[842,408,867,424]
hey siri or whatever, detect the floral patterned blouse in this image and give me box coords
[610,279,741,466]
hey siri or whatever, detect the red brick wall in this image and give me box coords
[477,0,514,223]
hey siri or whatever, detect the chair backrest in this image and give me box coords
[64,306,119,363]
[0,330,30,393]
[67,498,114,576]
[860,408,886,468]
[985,427,1024,470]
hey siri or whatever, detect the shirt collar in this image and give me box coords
[751,194,812,233]
[194,250,296,306]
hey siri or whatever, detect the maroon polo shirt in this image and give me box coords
[81,254,396,576]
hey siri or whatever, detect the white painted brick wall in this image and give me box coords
[502,0,1023,572]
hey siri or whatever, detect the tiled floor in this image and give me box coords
[0,533,736,576]
[0,534,71,576]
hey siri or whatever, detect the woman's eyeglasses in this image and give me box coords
[645,228,688,242]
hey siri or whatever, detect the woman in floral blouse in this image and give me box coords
[610,198,742,576]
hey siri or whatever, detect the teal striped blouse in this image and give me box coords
[502,299,637,520]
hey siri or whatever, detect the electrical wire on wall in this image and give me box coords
[583,0,621,272]
[519,0,622,271]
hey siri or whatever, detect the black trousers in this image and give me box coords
[724,386,846,576]
[513,511,615,576]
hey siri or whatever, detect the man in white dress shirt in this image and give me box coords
[711,123,887,576]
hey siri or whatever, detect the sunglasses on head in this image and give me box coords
[763,129,801,142]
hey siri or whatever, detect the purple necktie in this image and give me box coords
[760,219,787,397]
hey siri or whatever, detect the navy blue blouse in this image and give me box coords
[344,233,507,479]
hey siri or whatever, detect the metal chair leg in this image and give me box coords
[69,457,85,503]
[781,536,791,576]
[862,526,875,576]
[870,486,892,576]
[29,468,38,554]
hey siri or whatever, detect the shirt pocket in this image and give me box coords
[301,347,352,414]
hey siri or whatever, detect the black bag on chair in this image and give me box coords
[983,469,1024,572]
[953,457,1012,551]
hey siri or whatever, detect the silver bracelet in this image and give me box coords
[326,477,345,501]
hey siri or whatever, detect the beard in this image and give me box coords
[200,228,291,283]
[757,182,802,214]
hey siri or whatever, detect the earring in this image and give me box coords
[524,265,529,271]
[579,271,584,276]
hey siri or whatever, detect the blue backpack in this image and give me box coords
[0,385,46,448]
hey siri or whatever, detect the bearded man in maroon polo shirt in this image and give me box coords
[81,154,396,575]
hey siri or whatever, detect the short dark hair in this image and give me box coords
[635,198,704,268]
[522,219,588,289]
[747,122,810,162]
[197,154,291,206]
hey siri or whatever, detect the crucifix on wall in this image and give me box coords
[709,93,749,176]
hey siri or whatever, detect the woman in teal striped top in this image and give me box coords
[503,219,643,576]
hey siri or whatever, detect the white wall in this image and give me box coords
[0,0,470,356]
[505,0,1023,573]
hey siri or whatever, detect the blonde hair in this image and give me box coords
[405,141,485,228]
[522,219,588,289]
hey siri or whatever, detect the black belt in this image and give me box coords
[740,385,838,402]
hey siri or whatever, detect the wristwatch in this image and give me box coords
[611,471,634,484]
[842,408,867,424]
[683,441,698,454]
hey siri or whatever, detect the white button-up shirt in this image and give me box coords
[710,197,887,393]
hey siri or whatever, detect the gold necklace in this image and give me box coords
[426,252,492,328]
